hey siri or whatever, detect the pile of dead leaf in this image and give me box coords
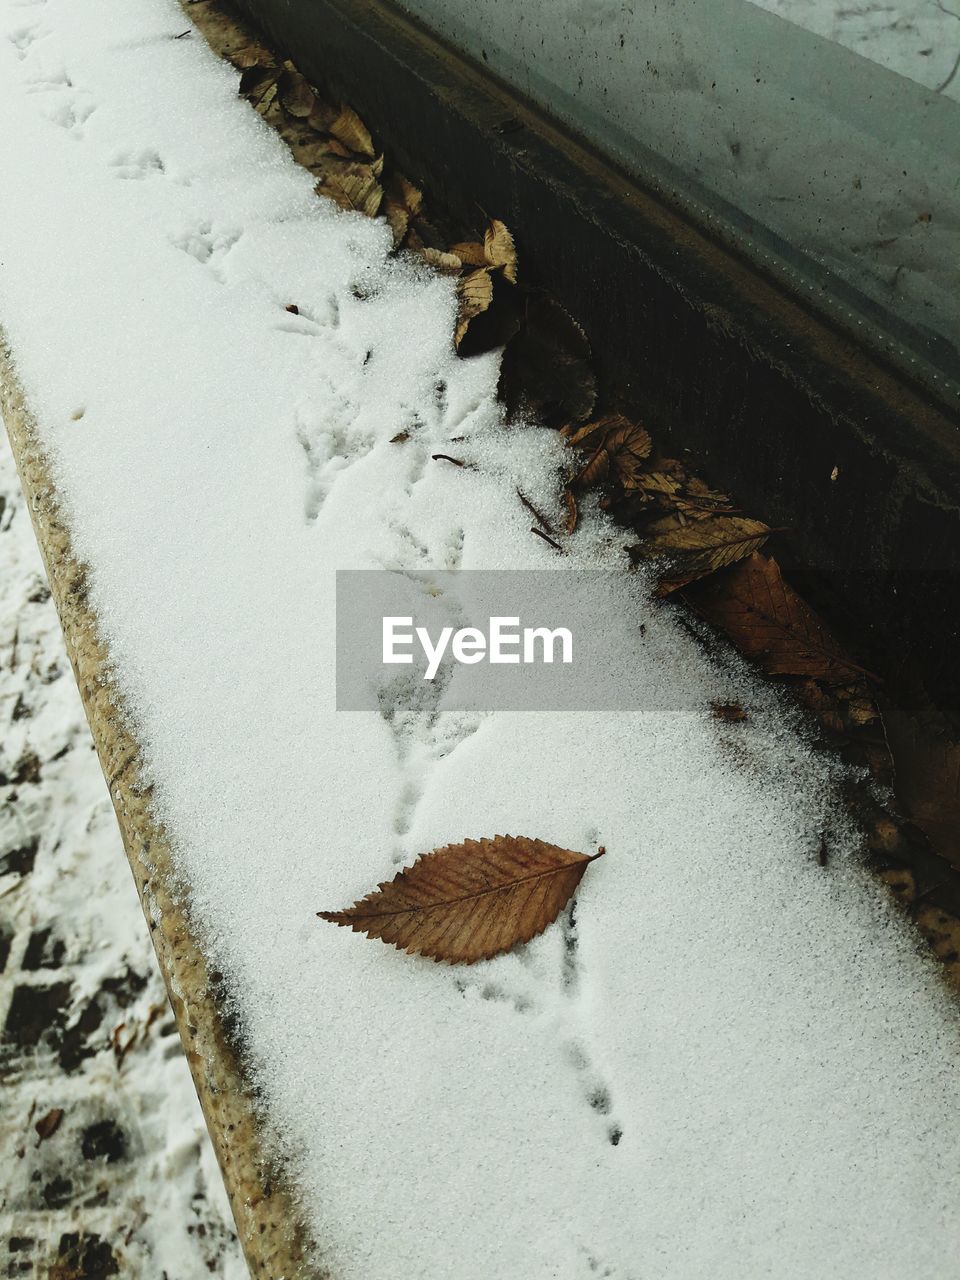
[225,36,599,425]
[551,410,888,768]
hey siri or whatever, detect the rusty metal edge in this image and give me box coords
[0,333,316,1279]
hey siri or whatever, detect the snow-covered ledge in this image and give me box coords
[4,1,960,1277]
[0,336,312,1275]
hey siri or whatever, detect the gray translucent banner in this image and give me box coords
[336,569,713,712]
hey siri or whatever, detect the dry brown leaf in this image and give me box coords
[682,475,736,511]
[635,514,770,593]
[35,1108,64,1142]
[254,80,280,118]
[455,268,494,347]
[794,677,881,739]
[233,44,277,70]
[576,443,612,489]
[484,219,518,283]
[317,165,383,217]
[711,701,748,723]
[329,104,375,157]
[563,488,578,534]
[686,553,863,683]
[450,240,488,267]
[289,138,339,172]
[239,62,278,101]
[394,174,423,218]
[603,421,653,488]
[318,835,605,963]
[278,68,316,118]
[307,98,337,133]
[384,199,410,246]
[421,247,463,274]
[382,173,424,247]
[563,419,604,449]
[633,471,681,498]
[567,415,652,491]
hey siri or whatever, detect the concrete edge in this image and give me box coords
[0,334,315,1280]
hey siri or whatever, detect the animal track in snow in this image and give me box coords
[294,390,371,522]
[432,377,448,420]
[7,20,44,57]
[374,628,482,865]
[171,221,242,281]
[559,902,623,1147]
[453,975,538,1015]
[453,893,623,1148]
[380,522,463,574]
[111,148,165,180]
[441,526,465,571]
[40,89,95,137]
[273,298,340,337]
[383,521,433,568]
[275,314,324,338]
[378,693,482,850]
[577,1245,635,1279]
[399,438,431,497]
[24,65,71,92]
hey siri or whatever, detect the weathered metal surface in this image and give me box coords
[0,336,315,1279]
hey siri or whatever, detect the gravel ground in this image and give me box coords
[0,419,245,1279]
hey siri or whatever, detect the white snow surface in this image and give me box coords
[2,2,960,1277]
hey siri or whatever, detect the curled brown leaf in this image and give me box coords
[685,553,864,683]
[316,164,383,217]
[567,415,652,490]
[329,104,375,157]
[484,219,518,283]
[278,68,317,118]
[421,247,463,274]
[455,268,494,347]
[633,514,770,594]
[450,240,489,267]
[563,489,578,534]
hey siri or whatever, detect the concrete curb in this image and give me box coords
[0,336,315,1279]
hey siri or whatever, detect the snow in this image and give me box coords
[1,1,960,1277]
[0,423,244,1276]
[751,0,960,96]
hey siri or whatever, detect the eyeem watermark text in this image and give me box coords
[336,569,664,711]
[383,615,574,680]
